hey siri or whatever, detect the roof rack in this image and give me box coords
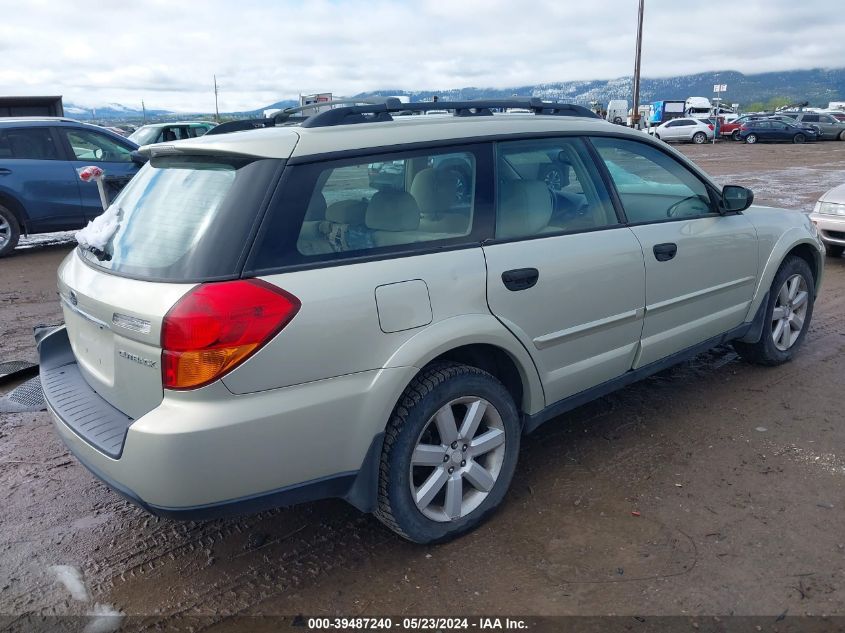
[204,97,599,136]
[300,98,600,128]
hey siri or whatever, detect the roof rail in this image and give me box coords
[301,98,600,128]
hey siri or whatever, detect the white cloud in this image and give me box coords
[0,0,841,112]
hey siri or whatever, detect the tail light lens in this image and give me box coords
[707,124,714,130]
[161,279,300,390]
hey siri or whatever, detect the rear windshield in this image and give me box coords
[79,155,280,281]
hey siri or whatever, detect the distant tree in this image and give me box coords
[766,96,793,110]
[745,101,766,112]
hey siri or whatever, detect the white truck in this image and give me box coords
[606,99,628,125]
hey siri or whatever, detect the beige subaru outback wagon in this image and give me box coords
[39,98,824,543]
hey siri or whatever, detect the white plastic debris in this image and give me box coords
[50,564,91,602]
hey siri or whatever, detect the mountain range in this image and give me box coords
[67,67,845,121]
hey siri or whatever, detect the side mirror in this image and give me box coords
[721,185,754,213]
[130,150,149,166]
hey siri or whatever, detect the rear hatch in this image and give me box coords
[58,152,284,418]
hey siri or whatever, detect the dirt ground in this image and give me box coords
[1,140,844,630]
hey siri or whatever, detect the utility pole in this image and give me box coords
[213,74,220,123]
[631,0,645,128]
[141,99,147,125]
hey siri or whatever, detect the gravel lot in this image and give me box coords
[1,140,844,629]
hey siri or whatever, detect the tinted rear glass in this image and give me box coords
[79,155,280,281]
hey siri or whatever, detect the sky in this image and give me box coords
[1,0,841,113]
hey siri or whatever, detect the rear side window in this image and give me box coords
[79,155,281,281]
[249,146,486,271]
[0,127,59,160]
[494,137,618,239]
[66,129,132,162]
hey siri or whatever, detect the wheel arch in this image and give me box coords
[745,231,824,323]
[0,189,30,233]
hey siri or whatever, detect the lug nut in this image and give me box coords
[460,460,466,467]
[443,455,449,462]
[451,441,458,449]
[462,444,468,452]
[448,467,454,474]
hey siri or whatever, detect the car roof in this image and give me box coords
[138,121,216,128]
[139,114,632,160]
[0,116,80,125]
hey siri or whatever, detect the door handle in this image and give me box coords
[502,268,539,291]
[653,243,678,262]
[0,168,11,175]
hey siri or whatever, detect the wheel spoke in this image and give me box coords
[458,399,486,440]
[415,467,449,509]
[412,444,445,467]
[778,282,790,306]
[787,276,799,301]
[463,462,495,492]
[772,319,785,344]
[468,428,505,458]
[434,405,459,445]
[779,320,792,348]
[790,313,804,333]
[792,290,808,309]
[444,475,463,519]
[772,306,787,320]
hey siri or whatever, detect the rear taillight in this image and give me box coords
[707,124,714,130]
[161,279,300,390]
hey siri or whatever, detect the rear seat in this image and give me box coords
[297,198,369,255]
[365,190,424,247]
[410,168,471,235]
[496,180,553,239]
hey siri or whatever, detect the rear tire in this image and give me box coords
[375,362,520,544]
[839,130,845,141]
[793,133,806,144]
[732,130,742,141]
[733,256,815,366]
[0,204,21,257]
[825,243,844,258]
[746,134,758,144]
[692,131,707,144]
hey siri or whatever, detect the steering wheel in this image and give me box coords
[666,195,706,218]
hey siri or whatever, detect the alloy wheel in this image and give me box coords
[772,274,809,351]
[0,215,10,250]
[409,396,506,522]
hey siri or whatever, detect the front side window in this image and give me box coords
[494,137,618,239]
[0,127,59,160]
[66,129,132,162]
[253,148,479,265]
[591,137,715,223]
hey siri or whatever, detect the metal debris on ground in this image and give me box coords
[0,376,46,413]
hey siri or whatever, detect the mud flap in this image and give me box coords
[0,361,38,384]
[737,292,770,344]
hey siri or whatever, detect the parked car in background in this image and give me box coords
[38,99,824,544]
[653,117,714,144]
[0,117,142,256]
[810,184,845,257]
[128,121,216,145]
[740,120,819,144]
[720,114,771,140]
[782,112,845,140]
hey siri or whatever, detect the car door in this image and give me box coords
[0,126,84,231]
[662,120,682,140]
[590,136,758,368]
[483,137,646,406]
[59,127,140,220]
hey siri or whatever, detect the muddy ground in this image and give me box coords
[1,141,844,630]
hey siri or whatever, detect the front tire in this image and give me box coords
[0,204,21,257]
[732,130,742,141]
[839,130,845,141]
[375,362,520,544]
[793,133,806,144]
[733,256,815,366]
[745,134,758,144]
[692,131,707,144]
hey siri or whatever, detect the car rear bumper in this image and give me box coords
[39,325,414,518]
[809,213,845,246]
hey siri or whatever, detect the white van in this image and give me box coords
[606,100,628,125]
[685,97,712,119]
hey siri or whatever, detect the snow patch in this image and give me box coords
[50,564,90,602]
[84,603,124,633]
[75,205,121,251]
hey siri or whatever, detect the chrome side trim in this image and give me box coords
[646,276,756,314]
[533,308,645,350]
